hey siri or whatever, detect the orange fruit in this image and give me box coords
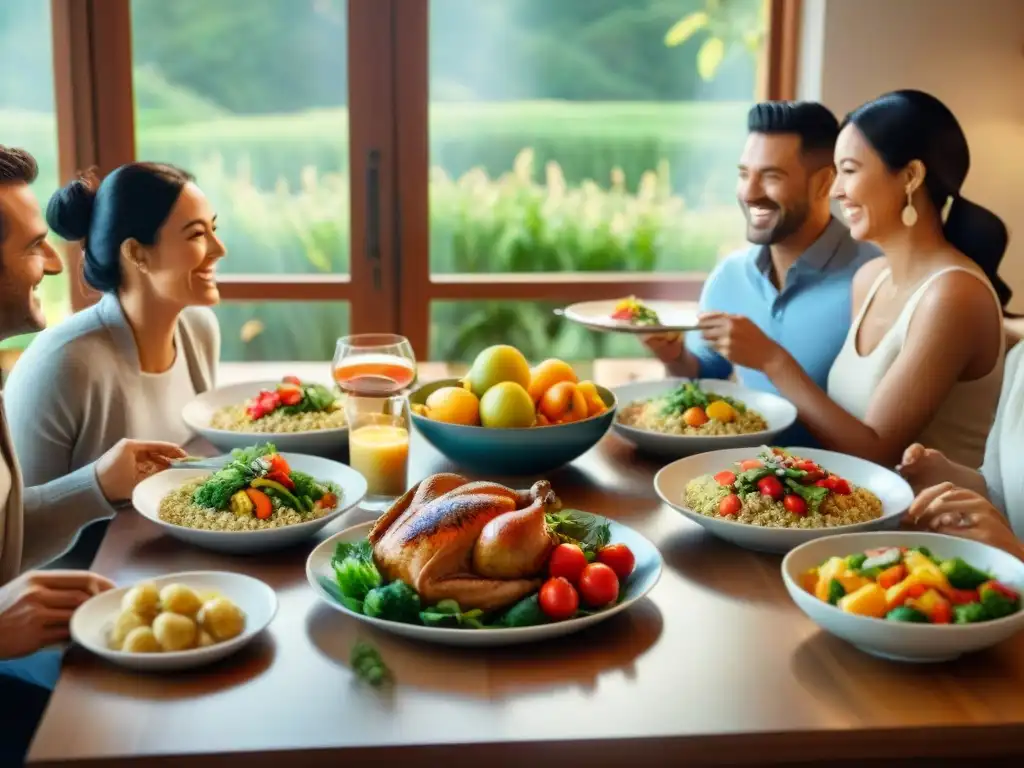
[576,380,606,416]
[527,358,578,402]
[539,381,588,424]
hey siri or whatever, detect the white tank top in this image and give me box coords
[827,265,1005,467]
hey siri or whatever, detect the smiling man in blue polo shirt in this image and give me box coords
[645,101,880,446]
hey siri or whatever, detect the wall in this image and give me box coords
[798,0,1024,316]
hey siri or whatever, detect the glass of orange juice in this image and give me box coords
[346,394,410,510]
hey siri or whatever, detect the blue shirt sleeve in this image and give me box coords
[685,264,734,380]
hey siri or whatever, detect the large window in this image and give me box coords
[35,0,798,366]
[0,0,66,358]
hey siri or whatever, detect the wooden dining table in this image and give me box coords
[26,361,1024,767]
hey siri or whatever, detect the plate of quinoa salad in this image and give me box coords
[183,378,348,457]
[654,447,913,554]
[133,444,368,554]
[611,379,797,458]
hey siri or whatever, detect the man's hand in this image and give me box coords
[640,332,699,378]
[698,312,785,372]
[95,438,187,503]
[0,571,115,659]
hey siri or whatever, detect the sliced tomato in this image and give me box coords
[266,470,295,491]
[714,470,737,487]
[267,454,292,476]
[947,587,979,605]
[739,459,763,471]
[794,459,818,473]
[278,386,302,406]
[282,375,302,386]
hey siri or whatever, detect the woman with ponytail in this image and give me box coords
[696,89,1009,469]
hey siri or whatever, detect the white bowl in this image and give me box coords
[70,571,278,672]
[654,446,914,554]
[306,519,663,647]
[783,531,1024,662]
[132,453,368,554]
[182,380,348,457]
[611,378,798,458]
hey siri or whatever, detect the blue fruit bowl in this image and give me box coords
[408,378,616,476]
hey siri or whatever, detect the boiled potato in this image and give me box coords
[122,626,161,653]
[196,630,216,648]
[109,610,147,650]
[152,611,197,651]
[159,583,202,618]
[197,597,246,641]
[121,582,161,622]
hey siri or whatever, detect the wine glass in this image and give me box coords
[332,334,417,396]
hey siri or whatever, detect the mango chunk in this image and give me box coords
[814,557,847,601]
[838,583,889,618]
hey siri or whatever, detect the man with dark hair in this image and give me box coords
[644,100,880,446]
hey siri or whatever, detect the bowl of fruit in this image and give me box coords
[409,345,616,475]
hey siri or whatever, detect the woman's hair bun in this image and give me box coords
[45,177,97,242]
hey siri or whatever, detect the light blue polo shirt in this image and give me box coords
[686,216,881,447]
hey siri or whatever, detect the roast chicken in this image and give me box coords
[367,473,559,611]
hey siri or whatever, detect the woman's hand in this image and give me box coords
[897,443,955,494]
[95,438,188,503]
[698,312,786,372]
[905,483,1024,560]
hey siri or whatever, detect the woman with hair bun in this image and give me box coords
[697,89,1008,469]
[3,162,225,555]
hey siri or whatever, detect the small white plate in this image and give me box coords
[306,519,663,647]
[70,571,278,672]
[783,531,1024,662]
[654,447,914,554]
[560,299,700,334]
[182,380,348,457]
[611,378,798,458]
[132,453,368,554]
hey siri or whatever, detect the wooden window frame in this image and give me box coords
[50,0,801,358]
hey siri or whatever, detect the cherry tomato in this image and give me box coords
[930,600,953,624]
[713,470,737,487]
[317,492,338,509]
[578,563,619,608]
[831,478,852,495]
[597,543,635,580]
[739,459,762,471]
[548,543,588,583]
[816,476,837,490]
[783,494,807,516]
[718,494,742,516]
[282,375,302,386]
[539,577,579,621]
[278,386,302,406]
[267,454,292,476]
[757,475,784,500]
[794,460,818,472]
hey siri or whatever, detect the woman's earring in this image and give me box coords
[901,188,918,227]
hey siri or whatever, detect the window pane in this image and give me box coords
[0,0,68,358]
[130,0,350,277]
[428,0,760,278]
[216,301,349,363]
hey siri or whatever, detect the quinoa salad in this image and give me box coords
[210,376,346,434]
[618,381,768,437]
[684,447,883,529]
[158,444,342,532]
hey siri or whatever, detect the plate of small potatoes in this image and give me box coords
[69,571,278,672]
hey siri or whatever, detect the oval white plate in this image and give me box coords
[654,446,914,554]
[132,452,368,554]
[611,378,798,458]
[783,531,1024,662]
[70,571,278,672]
[306,519,663,647]
[182,380,348,457]
[561,299,699,334]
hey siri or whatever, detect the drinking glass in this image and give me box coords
[346,394,410,511]
[332,333,417,396]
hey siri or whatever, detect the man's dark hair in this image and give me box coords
[0,145,39,245]
[747,101,840,164]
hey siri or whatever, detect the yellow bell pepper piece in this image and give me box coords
[814,557,847,601]
[838,583,889,618]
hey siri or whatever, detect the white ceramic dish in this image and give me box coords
[654,447,914,554]
[560,299,699,334]
[132,452,368,554]
[783,531,1024,662]
[611,378,798,458]
[306,519,663,647]
[70,571,278,672]
[182,380,348,457]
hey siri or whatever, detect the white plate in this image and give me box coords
[70,571,278,672]
[783,531,1024,662]
[182,380,348,457]
[560,299,699,334]
[654,447,914,554]
[132,452,368,554]
[306,519,663,647]
[611,378,798,458]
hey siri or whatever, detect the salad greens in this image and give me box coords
[659,381,746,418]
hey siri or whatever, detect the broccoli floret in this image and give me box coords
[939,557,991,590]
[953,602,989,624]
[979,583,1020,620]
[886,606,929,623]
[363,580,422,623]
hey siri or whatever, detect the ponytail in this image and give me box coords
[942,195,1013,312]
